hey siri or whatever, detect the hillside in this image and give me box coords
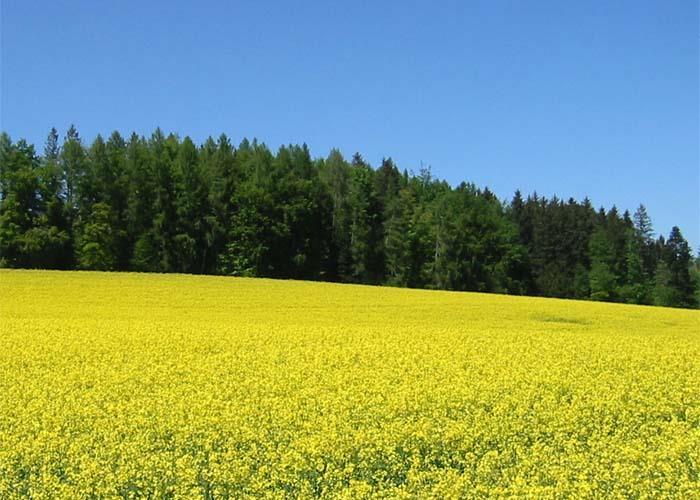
[1,270,698,497]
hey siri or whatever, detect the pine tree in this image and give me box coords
[690,250,700,307]
[384,186,414,286]
[205,134,236,273]
[633,204,656,277]
[319,149,352,281]
[218,140,274,277]
[150,130,180,272]
[0,128,695,308]
[653,260,676,307]
[126,133,158,271]
[589,226,617,301]
[663,226,696,307]
[0,135,40,267]
[177,136,215,273]
[60,125,85,210]
[620,227,651,304]
[347,154,375,283]
[31,128,71,268]
[75,202,116,270]
[72,134,125,270]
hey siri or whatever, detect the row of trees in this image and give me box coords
[1,127,698,308]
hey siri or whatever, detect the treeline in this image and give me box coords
[1,127,698,308]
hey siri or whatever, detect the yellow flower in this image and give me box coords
[0,269,698,498]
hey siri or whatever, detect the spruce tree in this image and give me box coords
[664,226,696,307]
[589,226,617,301]
[633,204,656,277]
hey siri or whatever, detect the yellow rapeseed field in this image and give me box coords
[0,269,699,498]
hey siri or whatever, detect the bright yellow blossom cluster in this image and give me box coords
[1,270,698,498]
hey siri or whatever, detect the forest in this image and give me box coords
[1,127,698,308]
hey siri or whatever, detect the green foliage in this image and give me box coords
[174,136,212,273]
[691,256,700,307]
[1,127,697,308]
[589,227,617,301]
[620,228,652,304]
[653,261,676,307]
[662,227,696,308]
[347,155,376,283]
[0,133,72,268]
[76,202,116,270]
[319,149,352,281]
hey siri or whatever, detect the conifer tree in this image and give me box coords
[663,226,696,307]
[589,226,617,301]
[1,128,696,308]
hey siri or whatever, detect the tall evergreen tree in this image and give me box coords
[150,130,180,272]
[73,135,114,269]
[126,133,158,271]
[653,260,675,307]
[173,136,212,273]
[60,125,86,210]
[0,135,40,267]
[620,227,651,304]
[661,226,696,307]
[319,149,352,281]
[31,128,72,268]
[205,134,237,273]
[589,226,617,301]
[1,128,696,308]
[347,153,376,283]
[218,140,274,277]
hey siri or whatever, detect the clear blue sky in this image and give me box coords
[2,0,698,249]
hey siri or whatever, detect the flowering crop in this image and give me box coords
[1,270,698,498]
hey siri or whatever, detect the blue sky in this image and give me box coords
[2,0,698,249]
